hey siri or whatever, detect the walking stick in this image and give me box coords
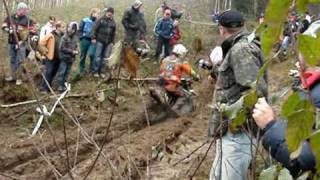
[2,0,20,49]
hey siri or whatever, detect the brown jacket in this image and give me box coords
[39,33,55,60]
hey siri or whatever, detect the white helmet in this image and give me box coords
[172,44,188,57]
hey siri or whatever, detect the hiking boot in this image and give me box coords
[93,73,100,78]
[16,79,22,85]
[5,76,15,82]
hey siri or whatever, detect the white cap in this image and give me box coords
[17,2,28,10]
[133,0,143,9]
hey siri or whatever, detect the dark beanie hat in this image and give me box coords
[218,10,245,28]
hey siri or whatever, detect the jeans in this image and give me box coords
[281,36,290,49]
[8,42,27,80]
[41,58,60,91]
[93,42,112,74]
[210,132,256,180]
[79,38,96,74]
[57,59,73,89]
[156,36,171,59]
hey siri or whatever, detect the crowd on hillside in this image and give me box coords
[1,0,183,91]
[1,1,320,179]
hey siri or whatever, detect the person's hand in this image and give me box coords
[91,39,96,44]
[252,98,275,130]
[4,27,13,34]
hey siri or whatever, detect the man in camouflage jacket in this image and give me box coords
[209,10,268,180]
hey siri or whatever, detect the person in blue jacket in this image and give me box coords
[78,8,100,76]
[253,97,317,178]
[154,8,174,60]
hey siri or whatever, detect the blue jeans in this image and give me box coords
[8,42,26,80]
[156,36,171,59]
[93,42,112,74]
[57,59,73,89]
[41,59,60,91]
[281,36,290,49]
[210,132,256,180]
[79,38,96,74]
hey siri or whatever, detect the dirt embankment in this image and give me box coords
[0,69,216,180]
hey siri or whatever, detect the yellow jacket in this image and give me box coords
[39,33,55,60]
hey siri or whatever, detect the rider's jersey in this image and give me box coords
[160,56,193,94]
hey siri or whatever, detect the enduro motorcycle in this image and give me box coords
[147,77,197,125]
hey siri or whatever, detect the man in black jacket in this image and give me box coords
[57,22,79,92]
[91,7,116,78]
[253,97,317,178]
[122,0,146,51]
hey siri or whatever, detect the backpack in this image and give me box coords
[82,17,94,37]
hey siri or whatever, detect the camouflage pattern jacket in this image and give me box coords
[209,31,268,137]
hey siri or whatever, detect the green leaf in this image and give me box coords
[229,109,247,132]
[298,32,320,66]
[259,165,278,180]
[278,168,293,180]
[225,96,244,120]
[286,109,314,153]
[261,0,292,56]
[256,58,272,83]
[227,91,258,131]
[282,92,315,153]
[281,92,302,118]
[308,130,320,175]
[243,90,258,108]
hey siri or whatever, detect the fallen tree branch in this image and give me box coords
[115,77,159,81]
[1,93,91,108]
[1,99,39,108]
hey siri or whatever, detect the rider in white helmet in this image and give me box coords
[157,44,199,114]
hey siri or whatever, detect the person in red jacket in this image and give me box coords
[169,19,181,48]
[2,2,36,85]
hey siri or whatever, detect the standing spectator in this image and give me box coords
[91,7,116,78]
[39,21,66,92]
[169,19,181,49]
[208,10,268,180]
[154,9,174,60]
[259,13,265,24]
[211,11,220,23]
[252,98,316,178]
[39,16,56,41]
[300,19,310,33]
[281,21,291,53]
[154,2,168,23]
[78,8,100,76]
[122,0,147,51]
[56,22,79,92]
[1,2,36,85]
